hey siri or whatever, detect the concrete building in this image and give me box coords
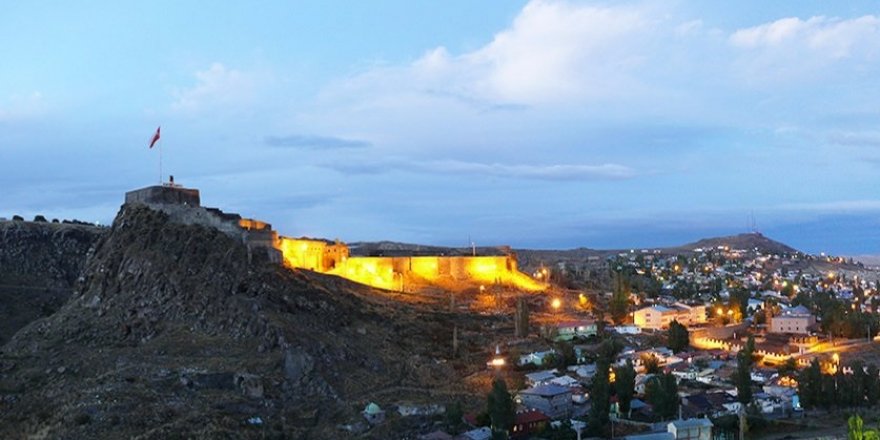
[634,303,707,330]
[625,418,713,440]
[770,306,816,335]
[555,320,598,341]
[667,418,713,440]
[516,384,573,419]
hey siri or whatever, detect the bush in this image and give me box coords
[12,215,23,221]
[34,215,47,222]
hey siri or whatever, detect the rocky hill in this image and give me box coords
[0,220,103,344]
[0,205,485,439]
[675,232,799,255]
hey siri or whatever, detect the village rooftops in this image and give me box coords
[779,305,812,316]
[669,418,714,429]
[519,384,571,397]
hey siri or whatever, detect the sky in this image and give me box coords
[2,1,880,254]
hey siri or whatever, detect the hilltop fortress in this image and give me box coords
[124,183,543,292]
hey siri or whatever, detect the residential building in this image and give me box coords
[555,320,598,341]
[509,410,550,439]
[516,384,573,419]
[524,369,558,387]
[769,306,816,335]
[668,418,713,440]
[634,303,707,330]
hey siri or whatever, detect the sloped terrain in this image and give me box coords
[0,220,103,344]
[676,232,799,255]
[0,205,486,439]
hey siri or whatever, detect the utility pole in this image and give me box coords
[452,325,458,359]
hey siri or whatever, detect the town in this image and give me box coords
[380,236,880,439]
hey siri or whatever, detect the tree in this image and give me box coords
[667,320,690,353]
[777,357,798,379]
[734,336,755,405]
[445,401,464,433]
[848,414,880,440]
[797,359,822,408]
[646,373,679,420]
[487,379,515,437]
[610,270,631,324]
[587,355,611,436]
[642,354,662,375]
[866,364,880,405]
[614,359,637,417]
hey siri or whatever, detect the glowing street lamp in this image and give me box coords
[490,345,506,369]
[832,353,840,365]
[551,298,562,311]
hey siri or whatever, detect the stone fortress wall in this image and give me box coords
[124,184,542,292]
[124,185,282,264]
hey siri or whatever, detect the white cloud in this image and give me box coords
[426,160,636,180]
[326,1,659,108]
[777,200,880,213]
[323,157,636,181]
[171,63,262,114]
[730,15,880,58]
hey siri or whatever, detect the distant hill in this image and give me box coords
[673,232,799,255]
[350,233,801,270]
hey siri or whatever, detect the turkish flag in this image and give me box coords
[149,126,161,149]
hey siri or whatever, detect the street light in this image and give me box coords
[551,298,562,311]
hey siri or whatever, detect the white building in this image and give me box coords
[769,305,816,335]
[634,303,707,330]
[668,418,713,440]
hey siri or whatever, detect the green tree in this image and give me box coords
[555,341,576,367]
[667,320,690,353]
[614,359,637,417]
[734,336,755,405]
[610,270,631,324]
[642,354,662,375]
[445,401,464,433]
[848,414,880,440]
[587,355,611,436]
[777,357,798,379]
[487,379,515,438]
[646,373,679,420]
[866,364,880,405]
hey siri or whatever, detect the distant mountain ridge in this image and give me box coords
[352,232,799,258]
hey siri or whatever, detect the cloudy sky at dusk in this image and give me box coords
[2,1,880,254]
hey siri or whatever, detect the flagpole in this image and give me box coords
[159,139,162,185]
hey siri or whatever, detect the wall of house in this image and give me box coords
[770,315,815,334]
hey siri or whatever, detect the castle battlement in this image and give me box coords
[125,185,201,207]
[124,183,281,264]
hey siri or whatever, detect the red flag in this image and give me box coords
[149,126,161,149]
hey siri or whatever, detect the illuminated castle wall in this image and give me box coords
[277,237,544,292]
[124,184,541,291]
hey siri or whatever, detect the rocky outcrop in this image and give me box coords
[0,205,463,439]
[0,220,103,344]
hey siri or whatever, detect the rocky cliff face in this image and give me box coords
[0,220,103,344]
[0,205,466,439]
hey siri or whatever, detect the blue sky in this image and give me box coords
[2,1,880,254]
